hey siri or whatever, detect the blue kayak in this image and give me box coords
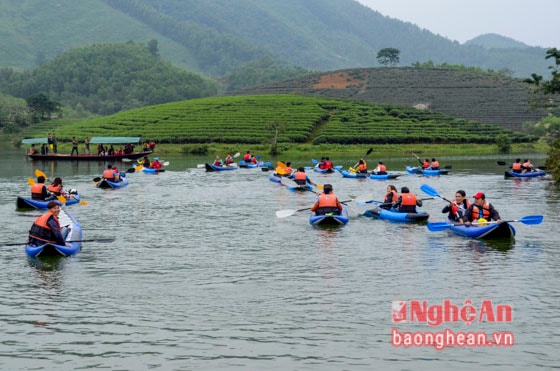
[314,165,343,174]
[363,207,429,222]
[309,206,349,226]
[269,173,282,183]
[25,208,82,257]
[16,193,81,210]
[369,173,401,180]
[406,166,450,176]
[447,222,516,239]
[205,163,238,171]
[340,170,368,178]
[96,177,129,189]
[504,170,546,178]
[142,167,166,173]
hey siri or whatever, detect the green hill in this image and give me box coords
[19,95,534,146]
[233,67,551,132]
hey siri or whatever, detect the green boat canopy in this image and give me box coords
[21,138,48,144]
[90,137,141,144]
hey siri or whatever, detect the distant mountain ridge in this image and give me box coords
[0,0,551,78]
[465,33,531,49]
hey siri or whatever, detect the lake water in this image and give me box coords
[1,148,558,370]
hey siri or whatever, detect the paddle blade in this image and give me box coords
[233,152,240,158]
[366,147,373,156]
[276,167,286,175]
[35,169,48,180]
[28,178,35,186]
[426,222,453,232]
[93,177,102,182]
[79,200,89,205]
[126,167,136,173]
[277,161,287,169]
[163,162,169,166]
[276,209,297,218]
[196,164,206,168]
[518,215,544,225]
[122,158,133,162]
[312,159,318,164]
[57,195,67,205]
[315,184,324,190]
[420,184,440,198]
[497,161,507,166]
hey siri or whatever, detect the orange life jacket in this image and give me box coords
[284,167,293,175]
[358,163,367,172]
[511,162,522,171]
[523,161,532,168]
[471,202,491,221]
[29,212,60,244]
[31,183,46,198]
[48,184,63,195]
[103,169,115,179]
[431,161,440,168]
[294,171,307,181]
[422,160,430,169]
[401,193,417,206]
[316,193,339,208]
[385,190,398,203]
[378,164,386,172]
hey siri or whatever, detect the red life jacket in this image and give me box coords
[29,212,60,244]
[471,202,491,220]
[422,160,430,169]
[451,200,471,217]
[243,153,251,161]
[401,193,417,206]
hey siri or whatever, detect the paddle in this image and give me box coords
[93,177,102,182]
[353,147,373,168]
[122,158,134,162]
[28,178,35,186]
[426,215,544,232]
[356,197,435,206]
[126,164,143,173]
[276,199,354,218]
[497,161,545,171]
[280,177,319,194]
[35,169,48,180]
[2,238,117,247]
[411,151,423,166]
[420,184,453,203]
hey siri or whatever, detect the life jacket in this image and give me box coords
[378,163,386,172]
[385,190,398,203]
[471,202,491,221]
[103,169,115,179]
[225,157,233,164]
[451,200,471,218]
[47,183,63,195]
[29,212,60,244]
[317,193,339,207]
[318,161,326,169]
[294,171,307,185]
[511,162,522,171]
[284,167,293,175]
[325,160,333,169]
[422,160,430,169]
[523,161,532,169]
[243,153,251,161]
[401,193,417,206]
[31,183,46,199]
[431,160,440,169]
[151,161,162,169]
[214,160,222,166]
[251,157,258,163]
[358,163,367,172]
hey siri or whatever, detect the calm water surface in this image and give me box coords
[1,149,559,370]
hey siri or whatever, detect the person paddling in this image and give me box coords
[28,201,68,247]
[310,184,343,216]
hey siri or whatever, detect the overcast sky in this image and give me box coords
[355,0,558,48]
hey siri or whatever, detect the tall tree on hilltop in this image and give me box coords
[377,48,400,67]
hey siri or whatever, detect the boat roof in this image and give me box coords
[22,137,141,144]
[21,138,48,144]
[90,137,141,144]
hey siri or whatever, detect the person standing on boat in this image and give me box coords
[71,136,79,155]
[47,133,53,152]
[441,190,470,223]
[392,187,422,213]
[293,167,316,186]
[52,133,58,153]
[31,176,51,200]
[84,136,90,154]
[311,184,343,216]
[463,192,502,226]
[28,201,68,247]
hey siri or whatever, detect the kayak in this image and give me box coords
[25,208,82,257]
[309,205,349,226]
[96,177,129,189]
[142,167,166,173]
[287,183,313,191]
[239,160,270,168]
[16,193,81,210]
[205,163,238,171]
[504,170,546,178]
[447,222,516,239]
[369,173,401,180]
[406,166,450,176]
[340,170,368,178]
[269,173,282,183]
[314,165,343,174]
[363,207,429,222]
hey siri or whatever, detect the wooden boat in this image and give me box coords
[309,206,349,226]
[96,177,129,189]
[205,163,238,171]
[23,136,152,161]
[16,193,81,210]
[363,207,429,222]
[25,208,82,257]
[504,170,546,178]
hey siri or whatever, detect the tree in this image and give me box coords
[266,120,287,155]
[26,93,62,120]
[147,39,159,57]
[377,48,400,67]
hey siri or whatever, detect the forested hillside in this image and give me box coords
[0,0,551,79]
[0,42,218,116]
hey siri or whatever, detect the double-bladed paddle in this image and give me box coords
[355,197,435,206]
[420,184,453,203]
[2,238,117,247]
[126,164,143,173]
[352,147,374,169]
[426,215,544,232]
[276,199,354,218]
